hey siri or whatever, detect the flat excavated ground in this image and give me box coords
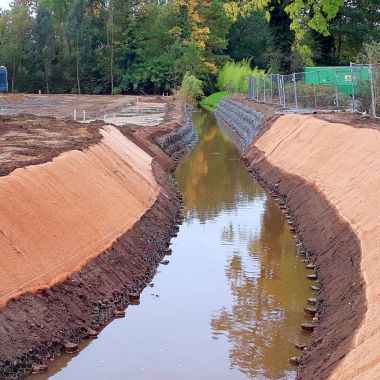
[0,94,183,177]
[0,115,102,176]
[0,93,129,119]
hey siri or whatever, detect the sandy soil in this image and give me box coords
[0,125,159,306]
[0,95,191,379]
[245,114,380,379]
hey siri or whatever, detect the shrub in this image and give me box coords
[217,60,265,94]
[175,73,204,105]
[359,41,380,64]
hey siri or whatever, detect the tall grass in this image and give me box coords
[175,73,204,105]
[217,60,265,94]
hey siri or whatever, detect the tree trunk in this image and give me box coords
[336,24,342,62]
[12,56,15,92]
[45,62,49,94]
[110,2,115,95]
[76,43,81,95]
[110,35,114,95]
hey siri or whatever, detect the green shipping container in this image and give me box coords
[304,66,370,95]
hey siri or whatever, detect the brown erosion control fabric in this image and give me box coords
[0,125,159,306]
[253,114,380,380]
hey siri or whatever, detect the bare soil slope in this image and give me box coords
[246,114,380,379]
[0,126,159,306]
[0,97,190,379]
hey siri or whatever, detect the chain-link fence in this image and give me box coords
[248,64,380,118]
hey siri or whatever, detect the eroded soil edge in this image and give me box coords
[215,98,366,380]
[242,148,366,379]
[0,114,195,379]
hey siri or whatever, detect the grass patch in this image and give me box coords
[200,91,227,112]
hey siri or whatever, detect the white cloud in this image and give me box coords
[0,0,10,10]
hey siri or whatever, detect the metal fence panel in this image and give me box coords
[247,64,380,118]
[373,64,380,117]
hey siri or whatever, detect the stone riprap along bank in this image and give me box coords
[215,98,263,149]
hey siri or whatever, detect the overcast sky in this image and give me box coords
[0,0,10,10]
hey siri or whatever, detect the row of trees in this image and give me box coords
[0,0,232,94]
[0,0,378,95]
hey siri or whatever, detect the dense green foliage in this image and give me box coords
[177,72,204,105]
[226,11,269,68]
[0,0,232,94]
[311,1,380,66]
[217,61,265,93]
[200,91,227,111]
[0,0,378,95]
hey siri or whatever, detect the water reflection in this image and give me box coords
[32,111,311,380]
[178,112,311,379]
[177,111,262,222]
[211,198,311,379]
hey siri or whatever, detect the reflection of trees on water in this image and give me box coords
[221,222,235,243]
[211,199,309,380]
[177,111,308,378]
[176,111,262,223]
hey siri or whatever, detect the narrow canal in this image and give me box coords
[34,111,312,380]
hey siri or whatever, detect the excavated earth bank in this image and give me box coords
[216,98,371,380]
[244,151,364,380]
[0,103,196,379]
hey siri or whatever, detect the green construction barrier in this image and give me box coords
[304,66,370,95]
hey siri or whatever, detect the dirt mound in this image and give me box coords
[0,125,159,306]
[246,114,380,379]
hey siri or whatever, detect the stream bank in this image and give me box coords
[0,102,196,380]
[216,98,367,379]
[33,110,312,380]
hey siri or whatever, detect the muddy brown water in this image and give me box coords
[31,111,312,380]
